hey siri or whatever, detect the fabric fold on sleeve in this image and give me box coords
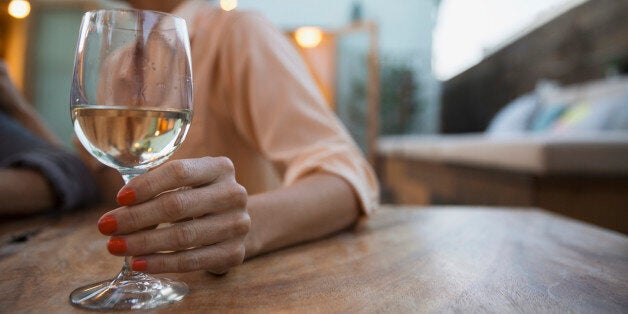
[283,141,379,214]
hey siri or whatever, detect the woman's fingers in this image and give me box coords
[95,156,250,274]
[98,179,247,235]
[116,157,236,206]
[107,209,250,256]
[131,239,246,274]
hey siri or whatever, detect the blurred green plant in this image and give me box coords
[338,54,420,151]
[379,62,418,135]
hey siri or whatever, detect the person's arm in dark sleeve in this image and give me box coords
[0,111,99,215]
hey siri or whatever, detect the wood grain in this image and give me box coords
[1,206,627,313]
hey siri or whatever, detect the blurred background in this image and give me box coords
[1,0,627,233]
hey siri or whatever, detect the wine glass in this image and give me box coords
[69,9,193,310]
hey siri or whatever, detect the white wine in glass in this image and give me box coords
[69,9,193,310]
[73,106,192,170]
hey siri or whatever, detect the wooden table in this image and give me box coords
[1,206,627,312]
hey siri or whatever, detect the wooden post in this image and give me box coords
[366,22,380,166]
[289,21,380,165]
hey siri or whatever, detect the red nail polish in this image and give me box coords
[107,237,127,255]
[98,216,117,235]
[117,188,136,206]
[132,259,148,271]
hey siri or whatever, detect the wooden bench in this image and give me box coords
[378,134,628,234]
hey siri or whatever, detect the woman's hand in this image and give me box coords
[97,157,250,274]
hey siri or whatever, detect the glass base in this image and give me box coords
[70,268,188,310]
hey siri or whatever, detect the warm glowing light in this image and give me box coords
[220,0,238,11]
[8,0,30,19]
[294,27,323,48]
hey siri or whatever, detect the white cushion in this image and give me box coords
[486,94,538,134]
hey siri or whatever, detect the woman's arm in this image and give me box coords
[0,169,55,215]
[0,61,100,214]
[245,172,359,258]
[96,158,360,274]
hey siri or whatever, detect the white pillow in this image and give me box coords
[552,92,628,133]
[486,94,538,134]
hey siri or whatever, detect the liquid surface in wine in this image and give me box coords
[73,106,192,170]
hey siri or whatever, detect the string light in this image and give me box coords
[220,0,237,11]
[294,27,323,48]
[8,0,30,19]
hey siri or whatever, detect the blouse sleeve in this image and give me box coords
[219,12,379,214]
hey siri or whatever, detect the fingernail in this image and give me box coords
[132,259,148,271]
[107,237,127,255]
[98,216,117,235]
[117,188,136,206]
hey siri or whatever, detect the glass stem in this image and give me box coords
[118,169,147,276]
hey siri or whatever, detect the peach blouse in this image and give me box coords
[105,0,379,213]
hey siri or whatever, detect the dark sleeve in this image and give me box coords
[0,111,99,211]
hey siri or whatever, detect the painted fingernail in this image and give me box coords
[117,188,136,206]
[107,237,127,255]
[132,259,148,271]
[98,216,117,235]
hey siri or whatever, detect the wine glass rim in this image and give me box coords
[85,8,186,25]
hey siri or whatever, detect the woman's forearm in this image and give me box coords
[244,172,360,258]
[0,169,55,215]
